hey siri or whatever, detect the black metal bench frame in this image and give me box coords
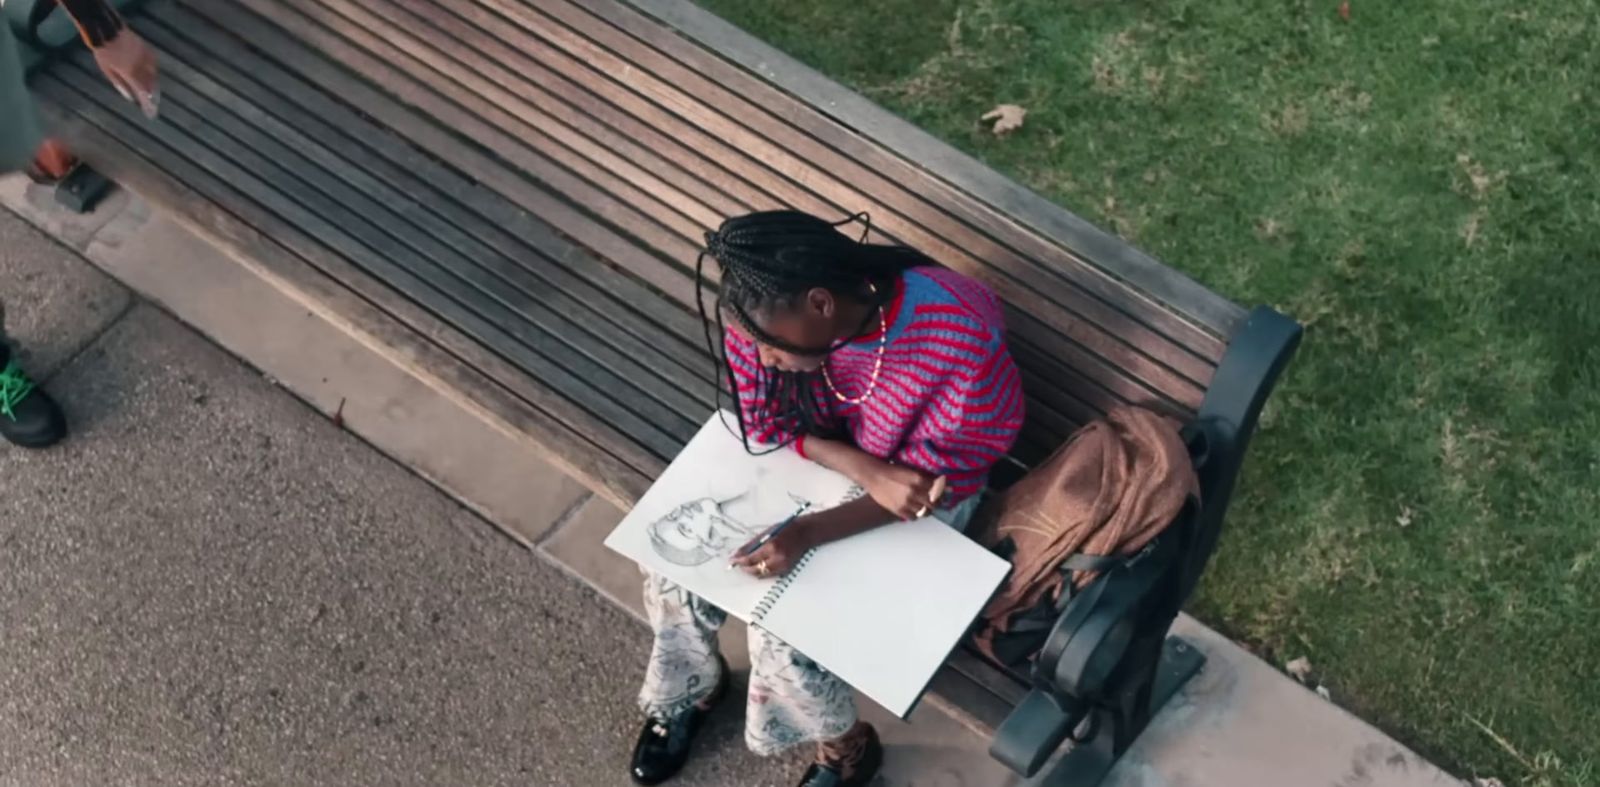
[989,307,1301,782]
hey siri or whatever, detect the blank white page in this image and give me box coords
[754,517,1011,718]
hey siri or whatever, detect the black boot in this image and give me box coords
[0,344,67,449]
[630,657,729,785]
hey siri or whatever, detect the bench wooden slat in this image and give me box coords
[416,0,854,266]
[35,67,666,504]
[87,76,698,460]
[149,4,718,396]
[162,1,714,368]
[142,53,716,443]
[199,0,704,313]
[380,0,756,223]
[543,0,1228,367]
[326,0,730,242]
[141,16,721,410]
[402,0,898,313]
[925,652,1023,735]
[52,49,703,455]
[278,0,708,264]
[1008,313,1202,413]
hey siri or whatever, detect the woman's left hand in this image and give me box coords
[730,522,816,578]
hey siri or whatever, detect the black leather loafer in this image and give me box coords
[629,657,729,785]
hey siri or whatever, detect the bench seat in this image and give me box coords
[28,0,1300,772]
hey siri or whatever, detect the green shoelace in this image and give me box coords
[0,358,37,421]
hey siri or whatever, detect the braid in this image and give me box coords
[695,210,937,455]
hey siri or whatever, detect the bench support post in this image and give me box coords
[1018,637,1204,786]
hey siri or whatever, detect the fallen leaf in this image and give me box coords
[1286,657,1313,683]
[982,104,1027,136]
[1397,506,1414,528]
[1315,684,1332,701]
[1338,1,1351,20]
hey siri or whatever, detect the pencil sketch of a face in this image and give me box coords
[648,496,759,567]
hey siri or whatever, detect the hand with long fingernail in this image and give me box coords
[91,30,160,120]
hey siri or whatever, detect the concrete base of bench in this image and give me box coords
[3,176,1462,787]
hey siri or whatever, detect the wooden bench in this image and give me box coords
[22,0,1302,781]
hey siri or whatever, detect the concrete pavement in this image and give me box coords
[0,213,791,786]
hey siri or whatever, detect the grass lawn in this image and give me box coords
[694,0,1599,783]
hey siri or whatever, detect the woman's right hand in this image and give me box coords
[861,461,940,520]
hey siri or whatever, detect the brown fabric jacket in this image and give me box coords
[970,406,1197,659]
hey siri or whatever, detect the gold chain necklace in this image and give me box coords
[822,286,888,405]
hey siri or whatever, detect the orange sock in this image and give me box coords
[28,139,78,183]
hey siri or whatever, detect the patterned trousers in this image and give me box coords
[637,494,982,756]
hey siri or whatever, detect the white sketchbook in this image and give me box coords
[604,411,1011,718]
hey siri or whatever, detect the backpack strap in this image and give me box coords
[991,554,1129,668]
[1060,553,1125,573]
[1052,545,1153,612]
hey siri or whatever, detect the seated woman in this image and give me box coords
[630,210,1025,787]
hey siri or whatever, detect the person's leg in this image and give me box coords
[745,625,857,756]
[631,571,730,785]
[1,24,44,174]
[0,23,78,183]
[28,138,77,183]
[733,494,984,783]
[935,488,985,533]
[746,626,882,784]
[637,571,729,718]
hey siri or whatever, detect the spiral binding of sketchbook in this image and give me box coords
[750,549,819,622]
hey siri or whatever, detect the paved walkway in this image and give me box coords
[0,210,799,785]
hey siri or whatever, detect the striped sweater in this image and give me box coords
[726,266,1025,504]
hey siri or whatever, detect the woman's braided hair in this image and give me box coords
[696,210,934,454]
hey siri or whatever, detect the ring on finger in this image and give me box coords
[757,559,769,577]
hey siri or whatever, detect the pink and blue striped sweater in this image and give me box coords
[726,266,1025,504]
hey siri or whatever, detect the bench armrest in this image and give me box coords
[1180,306,1303,603]
[989,535,1182,777]
[989,688,1088,776]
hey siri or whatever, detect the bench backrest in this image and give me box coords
[428,0,1244,471]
